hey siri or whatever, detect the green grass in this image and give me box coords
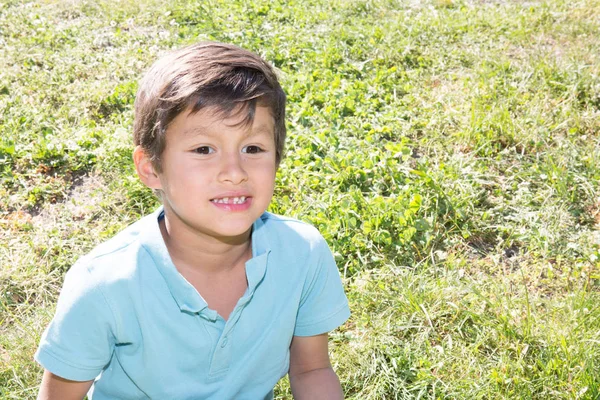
[1,0,599,398]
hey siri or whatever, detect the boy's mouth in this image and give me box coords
[210,196,248,205]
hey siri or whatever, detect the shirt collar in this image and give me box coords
[138,206,270,315]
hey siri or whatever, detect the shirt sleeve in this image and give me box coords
[35,262,116,381]
[293,236,350,337]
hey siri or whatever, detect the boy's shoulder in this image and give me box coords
[259,211,325,245]
[68,212,156,284]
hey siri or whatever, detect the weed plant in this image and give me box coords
[1,0,599,398]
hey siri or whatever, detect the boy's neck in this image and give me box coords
[158,212,252,276]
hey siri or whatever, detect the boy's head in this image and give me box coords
[133,41,287,172]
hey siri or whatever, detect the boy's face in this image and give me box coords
[147,105,277,242]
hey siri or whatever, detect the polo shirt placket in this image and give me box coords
[207,251,269,379]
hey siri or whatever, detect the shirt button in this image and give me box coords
[221,337,228,348]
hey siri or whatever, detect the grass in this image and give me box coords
[1,0,599,398]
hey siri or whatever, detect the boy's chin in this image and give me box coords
[206,222,254,243]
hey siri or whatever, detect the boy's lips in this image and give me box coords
[210,196,253,211]
[210,192,253,210]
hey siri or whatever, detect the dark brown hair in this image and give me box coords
[133,41,287,171]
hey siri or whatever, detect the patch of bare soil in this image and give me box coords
[31,173,106,228]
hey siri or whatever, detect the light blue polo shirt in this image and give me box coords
[35,207,350,399]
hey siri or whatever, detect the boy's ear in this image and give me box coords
[133,146,162,190]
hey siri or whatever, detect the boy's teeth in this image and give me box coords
[213,196,247,204]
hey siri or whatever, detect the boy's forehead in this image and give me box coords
[177,106,275,138]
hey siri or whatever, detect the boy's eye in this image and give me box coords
[242,145,263,154]
[194,146,214,155]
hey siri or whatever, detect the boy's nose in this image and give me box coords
[217,153,248,184]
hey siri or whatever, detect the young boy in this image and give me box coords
[35,42,350,399]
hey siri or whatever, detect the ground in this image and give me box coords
[1,0,599,398]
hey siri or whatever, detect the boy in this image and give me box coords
[35,42,350,399]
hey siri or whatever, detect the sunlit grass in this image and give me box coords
[1,0,599,398]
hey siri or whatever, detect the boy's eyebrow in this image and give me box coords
[244,124,274,137]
